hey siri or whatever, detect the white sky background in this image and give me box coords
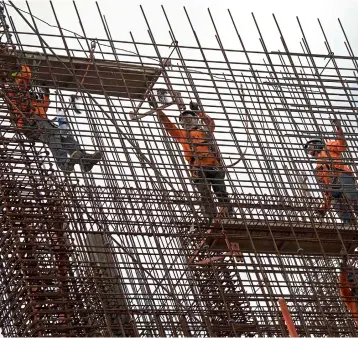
[10,0,358,53]
[4,0,358,334]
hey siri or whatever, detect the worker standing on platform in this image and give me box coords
[339,256,358,325]
[304,119,358,224]
[154,100,235,220]
[7,64,102,173]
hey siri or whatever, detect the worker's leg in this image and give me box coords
[191,169,217,219]
[60,132,82,156]
[332,198,353,224]
[332,173,358,224]
[209,167,235,216]
[35,119,73,171]
[61,131,102,172]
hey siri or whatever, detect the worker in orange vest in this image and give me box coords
[339,256,358,325]
[155,101,235,220]
[304,119,358,224]
[8,64,102,173]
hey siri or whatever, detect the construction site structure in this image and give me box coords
[0,1,358,336]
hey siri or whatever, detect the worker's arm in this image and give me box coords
[315,167,332,216]
[36,94,50,113]
[340,271,351,298]
[339,271,358,323]
[327,119,346,152]
[320,192,332,213]
[157,110,185,141]
[198,111,215,132]
[41,86,51,113]
[21,65,32,79]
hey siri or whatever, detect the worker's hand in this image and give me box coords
[340,255,348,269]
[41,86,50,95]
[189,101,200,111]
[331,118,341,128]
[148,94,158,109]
[314,208,326,218]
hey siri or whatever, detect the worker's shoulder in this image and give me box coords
[326,139,346,152]
[198,111,213,118]
[326,139,340,145]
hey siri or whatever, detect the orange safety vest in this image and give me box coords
[315,138,352,185]
[315,136,353,210]
[9,65,49,127]
[158,110,221,168]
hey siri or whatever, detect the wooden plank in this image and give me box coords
[197,219,358,256]
[4,51,161,100]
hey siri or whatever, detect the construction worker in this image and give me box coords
[339,257,358,325]
[304,119,358,224]
[155,100,235,220]
[8,64,102,173]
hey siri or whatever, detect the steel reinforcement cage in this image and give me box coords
[0,0,358,336]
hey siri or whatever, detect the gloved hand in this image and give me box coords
[148,94,158,109]
[189,101,200,111]
[41,84,50,95]
[331,118,341,128]
[190,167,202,179]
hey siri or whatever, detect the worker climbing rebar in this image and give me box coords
[7,64,103,173]
[304,119,358,224]
[153,99,235,221]
[339,256,358,325]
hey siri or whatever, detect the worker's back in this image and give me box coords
[8,65,49,127]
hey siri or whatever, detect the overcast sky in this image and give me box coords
[9,0,358,57]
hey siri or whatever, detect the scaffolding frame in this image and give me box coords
[0,1,358,336]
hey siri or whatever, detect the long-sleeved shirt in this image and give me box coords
[157,110,220,168]
[315,129,352,210]
[8,65,50,127]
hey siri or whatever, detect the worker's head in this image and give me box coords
[179,110,199,130]
[304,139,324,157]
[10,65,31,79]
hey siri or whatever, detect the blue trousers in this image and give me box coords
[331,173,358,224]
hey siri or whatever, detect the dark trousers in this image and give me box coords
[191,166,234,218]
[331,172,358,224]
[23,118,83,171]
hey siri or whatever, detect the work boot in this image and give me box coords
[62,151,82,173]
[81,151,103,173]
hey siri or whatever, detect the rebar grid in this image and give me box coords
[0,1,358,336]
